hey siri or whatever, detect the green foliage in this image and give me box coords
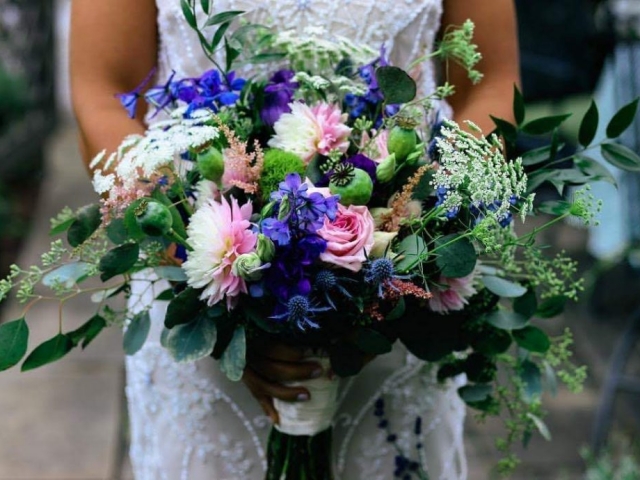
[68,315,107,350]
[606,98,639,139]
[98,243,140,281]
[579,100,599,147]
[375,66,417,104]
[395,234,428,273]
[22,334,74,371]
[67,204,102,247]
[434,234,476,278]
[354,328,393,355]
[481,276,527,298]
[0,318,29,371]
[123,311,151,355]
[164,312,218,363]
[219,326,246,381]
[484,310,528,330]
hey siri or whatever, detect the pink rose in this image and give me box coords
[318,204,375,272]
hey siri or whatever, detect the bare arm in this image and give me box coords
[442,0,521,132]
[70,0,158,171]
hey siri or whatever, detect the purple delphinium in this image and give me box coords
[261,70,299,126]
[115,67,157,119]
[136,68,247,118]
[260,173,340,305]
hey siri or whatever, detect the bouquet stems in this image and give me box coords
[266,426,333,480]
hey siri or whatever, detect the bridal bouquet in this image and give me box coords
[1,3,639,478]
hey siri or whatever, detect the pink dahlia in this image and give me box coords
[428,273,477,314]
[182,196,257,310]
[360,129,390,163]
[268,102,351,163]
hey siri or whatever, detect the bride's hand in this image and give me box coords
[242,342,324,424]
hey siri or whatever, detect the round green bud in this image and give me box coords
[387,125,417,162]
[376,153,396,183]
[135,199,173,237]
[231,252,264,281]
[256,234,276,262]
[197,147,225,183]
[329,166,373,206]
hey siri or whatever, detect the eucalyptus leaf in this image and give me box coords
[165,313,217,363]
[154,266,188,282]
[49,217,75,236]
[513,326,551,353]
[458,384,492,403]
[219,326,246,381]
[513,290,537,319]
[123,311,151,355]
[578,100,599,147]
[601,142,640,172]
[434,234,476,278]
[165,288,204,328]
[42,262,93,289]
[99,243,140,281]
[520,360,542,403]
[0,318,29,371]
[522,114,572,136]
[156,289,175,301]
[395,235,428,272]
[375,66,416,104]
[67,204,101,247]
[22,334,73,371]
[536,295,567,318]
[106,218,129,245]
[606,98,639,139]
[354,328,392,355]
[481,276,527,298]
[485,310,528,330]
[527,412,552,441]
[68,315,107,349]
[200,0,210,14]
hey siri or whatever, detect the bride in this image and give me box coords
[69,1,519,478]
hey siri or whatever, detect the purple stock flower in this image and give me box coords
[261,70,299,126]
[115,67,157,119]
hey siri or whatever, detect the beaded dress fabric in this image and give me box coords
[125,1,467,479]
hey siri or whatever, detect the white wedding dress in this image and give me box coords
[125,1,468,479]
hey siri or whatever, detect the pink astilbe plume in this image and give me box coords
[217,122,264,194]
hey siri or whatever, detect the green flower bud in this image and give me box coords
[376,153,396,183]
[135,199,173,236]
[387,125,417,162]
[232,252,264,281]
[197,147,225,183]
[329,164,373,206]
[256,234,276,262]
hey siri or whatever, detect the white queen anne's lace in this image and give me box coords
[125,1,468,479]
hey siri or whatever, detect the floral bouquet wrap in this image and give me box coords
[1,2,639,478]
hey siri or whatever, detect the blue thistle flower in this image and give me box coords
[314,269,354,309]
[271,295,330,330]
[364,258,408,297]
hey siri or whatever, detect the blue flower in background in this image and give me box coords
[115,67,157,119]
[261,70,299,126]
[144,70,177,113]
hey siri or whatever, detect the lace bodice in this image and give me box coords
[154,0,444,95]
[124,2,468,479]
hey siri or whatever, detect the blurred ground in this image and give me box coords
[0,123,638,479]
